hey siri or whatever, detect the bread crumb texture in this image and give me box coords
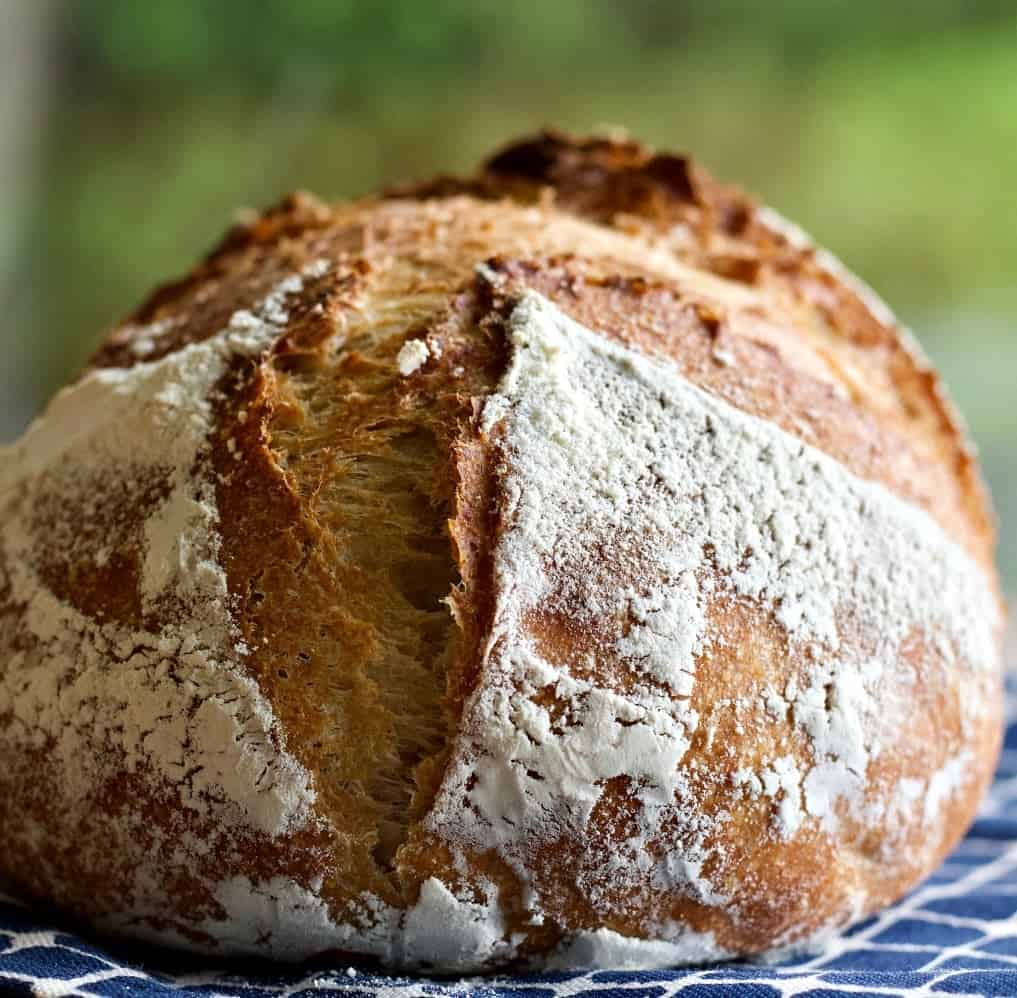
[0,131,1004,971]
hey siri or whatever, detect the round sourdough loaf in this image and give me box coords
[0,131,1005,972]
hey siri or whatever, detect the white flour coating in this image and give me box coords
[197,871,725,970]
[923,752,975,827]
[425,290,1000,929]
[124,316,184,358]
[792,663,880,831]
[399,878,514,969]
[734,756,805,839]
[0,266,328,887]
[546,926,728,971]
[396,337,433,375]
[186,874,516,969]
[202,877,347,959]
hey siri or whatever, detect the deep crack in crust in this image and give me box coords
[0,130,1004,969]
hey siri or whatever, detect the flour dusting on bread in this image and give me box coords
[0,269,324,843]
[423,290,999,926]
[396,338,432,376]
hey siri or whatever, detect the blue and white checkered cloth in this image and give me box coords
[4,672,1017,998]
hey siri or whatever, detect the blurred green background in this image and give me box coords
[1,0,1014,586]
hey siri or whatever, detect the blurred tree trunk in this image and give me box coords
[0,0,58,440]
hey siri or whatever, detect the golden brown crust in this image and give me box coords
[0,130,1003,970]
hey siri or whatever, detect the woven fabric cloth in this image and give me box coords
[4,676,1017,998]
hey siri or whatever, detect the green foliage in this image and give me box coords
[68,1,637,92]
[67,1,1017,92]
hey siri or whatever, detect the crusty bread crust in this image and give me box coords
[0,131,1004,970]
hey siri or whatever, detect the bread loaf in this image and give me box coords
[0,131,1004,971]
